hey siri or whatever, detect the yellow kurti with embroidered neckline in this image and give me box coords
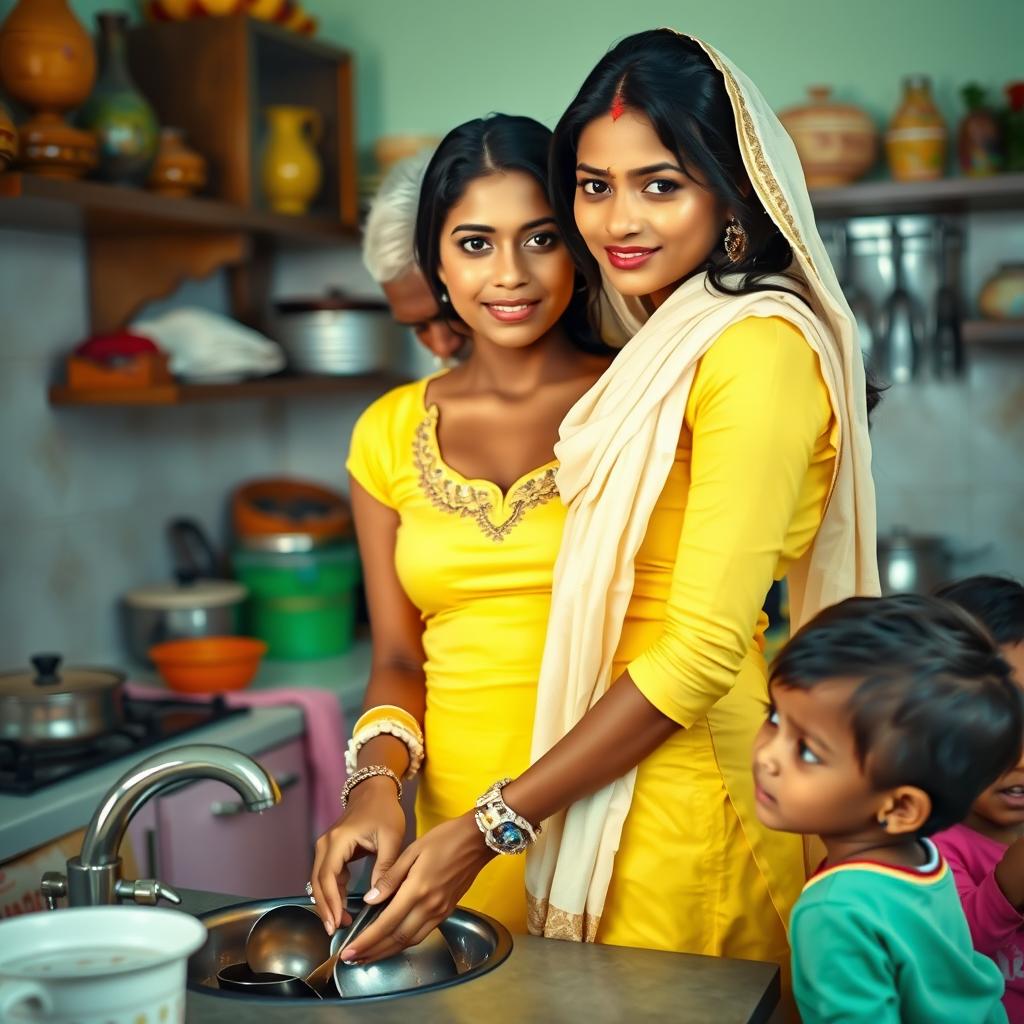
[346,371,563,933]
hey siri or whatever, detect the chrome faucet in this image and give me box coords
[41,744,280,909]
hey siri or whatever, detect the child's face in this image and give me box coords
[971,748,1024,830]
[752,679,886,837]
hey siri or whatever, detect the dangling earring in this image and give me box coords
[440,288,449,304]
[724,219,748,264]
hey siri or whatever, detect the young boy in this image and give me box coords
[753,593,1022,1024]
[934,576,1024,1022]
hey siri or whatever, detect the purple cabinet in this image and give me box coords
[144,738,312,899]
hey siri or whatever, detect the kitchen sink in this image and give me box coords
[188,894,513,1004]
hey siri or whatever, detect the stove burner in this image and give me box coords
[0,695,248,795]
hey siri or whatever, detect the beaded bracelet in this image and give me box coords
[340,765,402,809]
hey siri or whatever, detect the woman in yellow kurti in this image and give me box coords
[308,113,608,936]
[339,30,878,990]
[342,373,569,932]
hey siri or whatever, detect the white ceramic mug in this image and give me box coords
[0,905,206,1024]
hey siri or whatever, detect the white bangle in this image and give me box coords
[345,719,424,779]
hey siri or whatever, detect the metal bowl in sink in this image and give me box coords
[188,894,513,1004]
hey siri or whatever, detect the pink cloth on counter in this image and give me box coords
[126,682,346,836]
[934,823,1024,1023]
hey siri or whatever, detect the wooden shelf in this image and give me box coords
[48,371,402,407]
[810,173,1024,219]
[962,320,1024,345]
[0,173,356,244]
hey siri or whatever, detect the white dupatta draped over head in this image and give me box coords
[524,31,880,942]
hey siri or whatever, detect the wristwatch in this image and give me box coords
[474,777,541,855]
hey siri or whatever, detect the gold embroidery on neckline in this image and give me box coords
[413,414,558,542]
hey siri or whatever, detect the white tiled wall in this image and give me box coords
[1,211,1021,668]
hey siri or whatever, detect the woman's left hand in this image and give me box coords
[337,812,494,964]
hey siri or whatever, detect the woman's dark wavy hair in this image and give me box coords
[414,113,602,354]
[549,29,882,411]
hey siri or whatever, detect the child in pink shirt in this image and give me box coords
[935,575,1024,1022]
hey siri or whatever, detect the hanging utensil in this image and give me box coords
[931,220,965,379]
[835,223,878,372]
[877,223,924,384]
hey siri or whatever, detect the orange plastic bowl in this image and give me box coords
[148,636,267,694]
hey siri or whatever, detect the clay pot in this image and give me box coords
[148,127,207,197]
[261,105,322,215]
[957,84,1003,177]
[0,0,98,177]
[0,0,96,114]
[78,11,159,185]
[978,264,1024,321]
[0,100,16,172]
[885,75,948,182]
[779,86,878,188]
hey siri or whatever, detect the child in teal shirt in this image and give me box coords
[754,594,1022,1024]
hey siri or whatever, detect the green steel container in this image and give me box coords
[232,543,361,660]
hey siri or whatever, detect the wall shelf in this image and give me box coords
[0,173,355,243]
[810,173,1024,219]
[962,320,1024,345]
[48,372,402,407]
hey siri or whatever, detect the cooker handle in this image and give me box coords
[31,653,62,687]
[167,517,221,583]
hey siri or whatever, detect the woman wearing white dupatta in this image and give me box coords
[339,30,879,988]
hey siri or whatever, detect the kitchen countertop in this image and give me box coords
[180,889,780,1024]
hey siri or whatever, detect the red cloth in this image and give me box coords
[935,823,1024,1023]
[126,682,346,836]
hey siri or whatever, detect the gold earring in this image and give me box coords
[724,220,748,264]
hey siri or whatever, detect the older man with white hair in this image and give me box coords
[362,149,464,363]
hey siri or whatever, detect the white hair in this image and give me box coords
[361,147,436,284]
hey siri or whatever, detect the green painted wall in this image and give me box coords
[312,0,1022,158]
[3,0,1020,164]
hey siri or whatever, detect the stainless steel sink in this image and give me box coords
[188,895,513,1004]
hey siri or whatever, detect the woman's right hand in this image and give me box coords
[309,776,407,936]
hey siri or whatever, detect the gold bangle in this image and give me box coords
[340,765,402,809]
[354,704,423,743]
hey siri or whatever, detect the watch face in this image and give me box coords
[494,822,526,851]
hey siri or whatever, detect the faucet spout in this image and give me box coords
[80,743,281,868]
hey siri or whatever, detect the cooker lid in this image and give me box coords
[0,654,124,697]
[274,288,388,315]
[124,578,247,610]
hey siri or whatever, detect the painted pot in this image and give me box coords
[779,86,878,188]
[148,126,207,197]
[978,264,1024,321]
[78,11,159,185]
[885,75,947,182]
[261,104,322,215]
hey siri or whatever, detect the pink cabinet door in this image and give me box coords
[154,739,312,899]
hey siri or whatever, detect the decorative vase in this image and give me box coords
[778,86,878,188]
[1004,82,1024,173]
[261,105,322,215]
[957,84,1003,177]
[885,75,947,182]
[978,264,1024,321]
[0,100,16,172]
[0,0,97,178]
[78,11,159,185]
[147,126,207,197]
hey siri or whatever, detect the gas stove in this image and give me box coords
[0,695,249,795]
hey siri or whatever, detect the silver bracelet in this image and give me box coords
[341,765,402,809]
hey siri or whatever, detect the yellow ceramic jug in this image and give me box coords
[261,105,322,216]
